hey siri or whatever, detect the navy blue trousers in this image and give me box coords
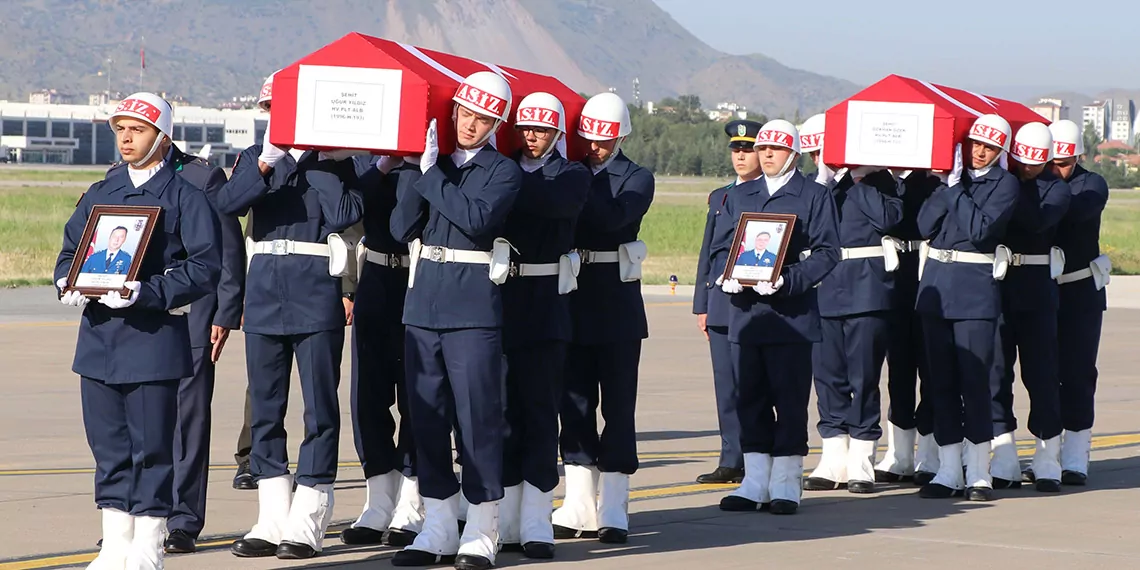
[352,319,414,479]
[991,309,1063,439]
[169,347,214,536]
[405,325,504,504]
[503,341,567,492]
[886,308,934,434]
[1058,309,1104,432]
[707,326,743,470]
[813,313,889,441]
[560,341,641,474]
[82,377,179,517]
[922,318,994,446]
[731,342,814,457]
[246,330,344,487]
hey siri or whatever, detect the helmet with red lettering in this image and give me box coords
[108,92,173,139]
[1010,122,1054,165]
[799,113,826,153]
[578,92,632,141]
[967,113,1012,152]
[257,70,278,111]
[453,71,513,122]
[754,119,800,154]
[515,92,566,132]
[1048,119,1084,158]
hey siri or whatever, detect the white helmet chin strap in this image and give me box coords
[131,136,167,168]
[777,151,799,176]
[453,103,502,150]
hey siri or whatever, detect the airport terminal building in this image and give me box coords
[0,101,266,167]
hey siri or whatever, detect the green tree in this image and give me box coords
[1083,123,1101,162]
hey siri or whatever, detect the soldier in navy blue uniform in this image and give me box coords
[693,119,764,485]
[915,114,1020,502]
[553,92,653,545]
[988,123,1071,493]
[388,72,521,570]
[219,74,364,560]
[717,119,840,516]
[1049,120,1110,485]
[55,92,221,570]
[805,166,903,495]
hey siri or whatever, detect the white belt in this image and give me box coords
[1009,253,1050,266]
[580,250,619,264]
[895,239,925,253]
[364,247,411,269]
[841,246,884,260]
[251,239,330,257]
[418,244,492,265]
[1056,268,1092,284]
[510,262,560,277]
[926,247,994,265]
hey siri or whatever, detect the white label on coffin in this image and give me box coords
[845,101,935,168]
[294,65,403,149]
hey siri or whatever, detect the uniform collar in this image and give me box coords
[739,170,805,197]
[107,148,176,197]
[591,150,631,177]
[453,145,499,170]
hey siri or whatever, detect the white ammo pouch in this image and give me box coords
[925,245,1000,279]
[413,238,508,286]
[510,252,581,295]
[841,236,902,272]
[1001,246,1066,280]
[250,235,348,277]
[580,240,647,284]
[1057,254,1112,290]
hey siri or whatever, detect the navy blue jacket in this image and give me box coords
[889,171,940,309]
[817,170,903,317]
[390,146,522,329]
[1057,165,1109,312]
[354,158,412,326]
[915,166,1019,320]
[502,151,590,349]
[215,146,363,335]
[569,151,655,345]
[55,159,222,384]
[719,170,840,345]
[694,181,734,327]
[1000,170,1071,312]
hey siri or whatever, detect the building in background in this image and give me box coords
[1083,99,1112,141]
[1030,98,1069,122]
[29,90,75,105]
[707,102,748,122]
[1110,100,1136,145]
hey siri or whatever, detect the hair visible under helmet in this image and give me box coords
[108,92,174,167]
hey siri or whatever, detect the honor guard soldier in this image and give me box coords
[218,73,364,560]
[915,114,1020,502]
[55,92,222,570]
[717,120,840,515]
[497,92,591,559]
[389,71,522,570]
[799,113,839,188]
[805,163,903,494]
[1049,120,1110,485]
[339,153,422,548]
[989,123,1071,492]
[693,119,764,485]
[553,92,653,544]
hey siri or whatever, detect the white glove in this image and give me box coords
[57,277,90,308]
[420,118,439,175]
[998,151,1008,170]
[377,155,404,174]
[752,276,785,296]
[948,143,963,187]
[97,281,140,309]
[257,120,288,167]
[721,278,744,294]
[815,161,837,186]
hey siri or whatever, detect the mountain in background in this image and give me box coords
[0,0,857,116]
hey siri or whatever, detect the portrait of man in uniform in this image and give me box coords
[727,215,794,284]
[71,210,155,292]
[80,225,134,275]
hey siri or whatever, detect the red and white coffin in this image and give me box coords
[268,33,587,159]
[823,74,1047,170]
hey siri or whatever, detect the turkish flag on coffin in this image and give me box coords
[268,33,587,160]
[822,74,1047,171]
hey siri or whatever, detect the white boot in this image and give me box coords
[497,484,523,547]
[847,438,877,489]
[405,493,461,555]
[551,465,599,534]
[519,482,554,546]
[87,508,133,570]
[281,483,335,552]
[965,440,993,490]
[725,453,772,507]
[1032,436,1063,482]
[458,500,499,564]
[874,424,916,477]
[389,475,426,534]
[244,474,293,544]
[805,435,848,489]
[126,516,166,570]
[597,473,631,531]
[352,471,401,531]
[915,433,940,475]
[990,432,1020,483]
[770,456,804,510]
[1061,429,1092,475]
[928,443,965,491]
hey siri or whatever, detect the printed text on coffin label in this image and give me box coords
[859,113,920,153]
[311,81,386,134]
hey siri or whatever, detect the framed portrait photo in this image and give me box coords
[64,205,161,298]
[722,212,797,286]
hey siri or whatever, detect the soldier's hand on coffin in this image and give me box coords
[420,118,439,174]
[377,155,404,174]
[720,278,744,294]
[752,276,784,296]
[257,119,289,169]
[210,325,230,363]
[97,281,140,309]
[948,143,963,187]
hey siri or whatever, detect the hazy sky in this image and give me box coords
[653,0,1139,98]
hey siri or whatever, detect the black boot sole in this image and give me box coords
[1035,479,1062,493]
[553,525,598,539]
[803,477,843,491]
[341,526,385,545]
[598,527,629,544]
[454,554,493,570]
[769,500,798,515]
[1061,471,1088,486]
[231,539,278,558]
[523,541,555,559]
[848,480,875,494]
[874,470,914,483]
[276,541,318,559]
[912,471,936,486]
[383,528,418,547]
[391,550,457,567]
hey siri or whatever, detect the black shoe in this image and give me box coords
[231,538,278,558]
[696,467,745,484]
[769,499,798,515]
[383,528,419,547]
[232,464,257,491]
[499,542,524,553]
[391,549,456,566]
[96,539,102,547]
[457,519,466,534]
[803,477,843,491]
[1061,470,1088,486]
[913,471,936,486]
[454,553,493,570]
[1035,478,1062,493]
[874,470,913,483]
[341,525,385,545]
[992,477,1022,490]
[553,525,598,539]
[523,541,555,559]
[965,486,992,502]
[718,495,762,512]
[276,541,318,559]
[1023,469,1037,483]
[164,529,197,554]
[598,527,629,544]
[919,483,957,499]
[848,480,875,494]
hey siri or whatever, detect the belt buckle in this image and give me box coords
[579,249,592,264]
[936,249,952,263]
[270,239,289,256]
[509,263,519,278]
[1011,253,1023,266]
[428,246,444,263]
[387,254,402,269]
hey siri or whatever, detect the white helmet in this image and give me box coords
[578,92,632,141]
[515,92,566,132]
[754,119,801,154]
[967,113,1012,152]
[799,113,826,153]
[257,70,279,111]
[1010,122,1054,165]
[1049,119,1084,158]
[453,71,513,122]
[109,92,173,139]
